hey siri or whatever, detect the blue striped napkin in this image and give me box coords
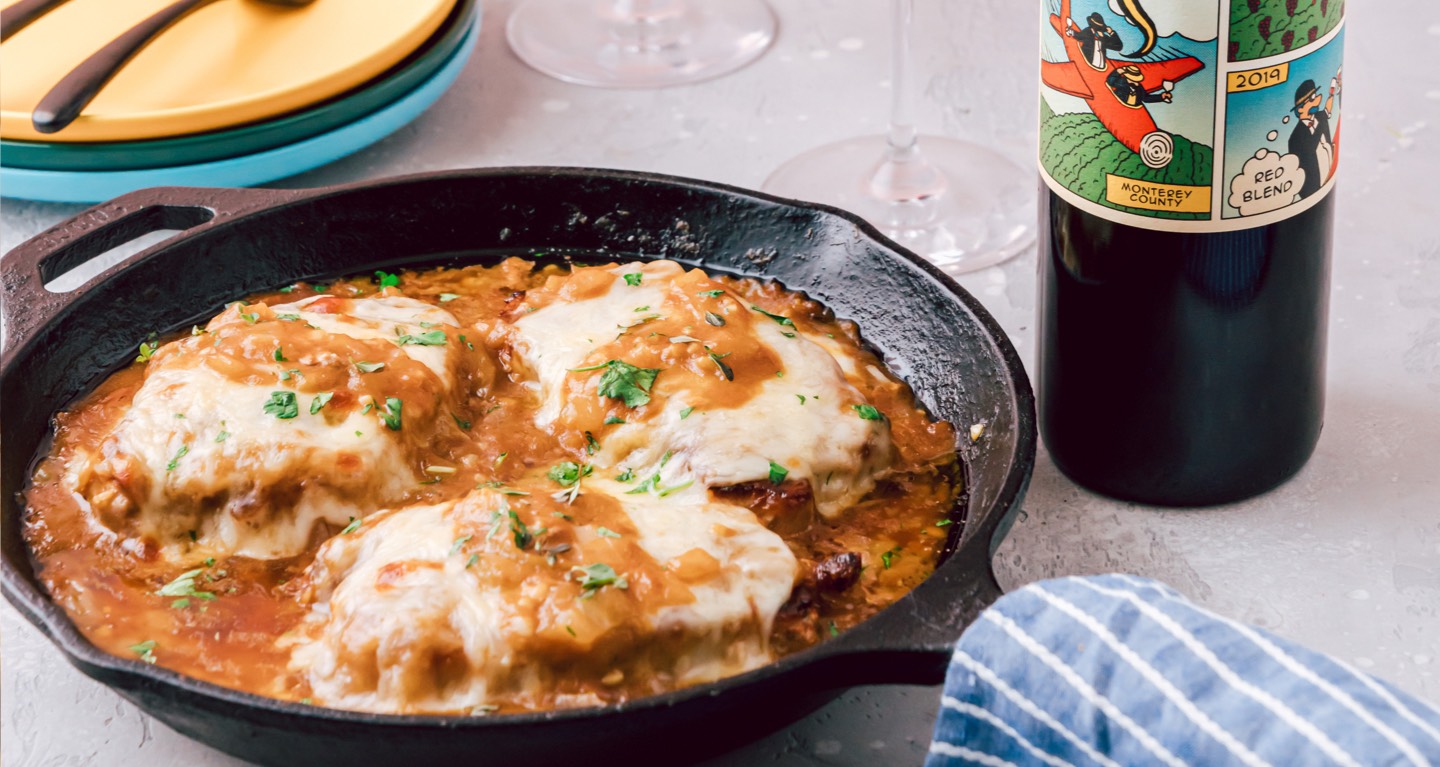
[929,575,1440,766]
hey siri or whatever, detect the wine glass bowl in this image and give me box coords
[506,0,777,88]
[762,0,1035,275]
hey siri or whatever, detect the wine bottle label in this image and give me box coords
[1039,0,1345,233]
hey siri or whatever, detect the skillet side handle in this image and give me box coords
[0,185,304,363]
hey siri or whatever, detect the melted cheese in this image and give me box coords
[66,296,463,561]
[273,294,458,385]
[288,480,797,713]
[510,261,895,518]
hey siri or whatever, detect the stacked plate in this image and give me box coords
[0,0,479,203]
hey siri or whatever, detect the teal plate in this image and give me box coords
[0,17,477,203]
[0,0,476,172]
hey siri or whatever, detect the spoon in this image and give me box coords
[30,0,314,135]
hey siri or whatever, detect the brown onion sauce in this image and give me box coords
[21,258,959,710]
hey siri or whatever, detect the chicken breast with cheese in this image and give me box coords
[65,294,484,560]
[496,260,896,522]
[286,479,798,713]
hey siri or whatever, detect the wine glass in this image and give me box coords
[506,0,777,88]
[763,0,1035,274]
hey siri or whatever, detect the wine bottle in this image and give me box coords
[1035,0,1346,505]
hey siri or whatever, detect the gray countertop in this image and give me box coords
[4,1,1437,765]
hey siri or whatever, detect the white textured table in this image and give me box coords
[4,2,1437,765]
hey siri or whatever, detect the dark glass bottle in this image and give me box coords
[1037,189,1332,506]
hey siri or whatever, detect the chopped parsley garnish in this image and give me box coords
[565,625,577,637]
[130,640,157,664]
[584,432,600,455]
[767,460,789,485]
[375,270,401,288]
[274,347,287,362]
[625,474,660,494]
[750,305,794,326]
[356,361,385,373]
[698,289,725,298]
[191,325,207,335]
[361,402,374,414]
[828,621,840,637]
[603,416,627,425]
[165,445,189,472]
[936,519,954,528]
[135,340,158,363]
[782,332,797,339]
[310,392,333,414]
[617,314,662,330]
[466,553,479,568]
[679,407,695,419]
[574,563,627,594]
[569,360,662,407]
[508,510,535,550]
[264,391,299,419]
[439,293,460,302]
[397,330,446,346]
[634,305,650,312]
[279,285,297,293]
[495,452,508,467]
[459,334,474,350]
[852,404,886,421]
[704,311,726,327]
[453,413,472,430]
[708,351,734,381]
[547,461,592,487]
[241,312,260,324]
[450,535,472,555]
[657,480,693,497]
[596,527,621,539]
[381,397,403,430]
[622,273,643,286]
[277,313,301,322]
[796,395,807,405]
[615,468,634,482]
[340,517,362,535]
[278,368,300,381]
[660,450,673,467]
[881,548,901,569]
[157,568,216,603]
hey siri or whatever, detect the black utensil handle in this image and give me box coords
[0,185,302,364]
[0,0,71,42]
[30,0,222,134]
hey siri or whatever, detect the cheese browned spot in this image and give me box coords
[287,480,797,713]
[65,296,472,561]
[504,261,896,520]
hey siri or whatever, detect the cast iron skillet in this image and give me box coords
[0,167,1035,767]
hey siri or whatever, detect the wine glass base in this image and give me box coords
[506,0,777,88]
[762,135,1036,274]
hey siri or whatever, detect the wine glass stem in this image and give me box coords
[886,0,917,159]
[869,0,946,217]
[603,0,684,49]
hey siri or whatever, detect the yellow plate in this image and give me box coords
[0,0,455,142]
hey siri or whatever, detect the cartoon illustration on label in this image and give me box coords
[1228,0,1345,62]
[1222,26,1343,218]
[1039,0,1218,220]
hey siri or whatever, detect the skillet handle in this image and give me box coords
[0,185,304,362]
